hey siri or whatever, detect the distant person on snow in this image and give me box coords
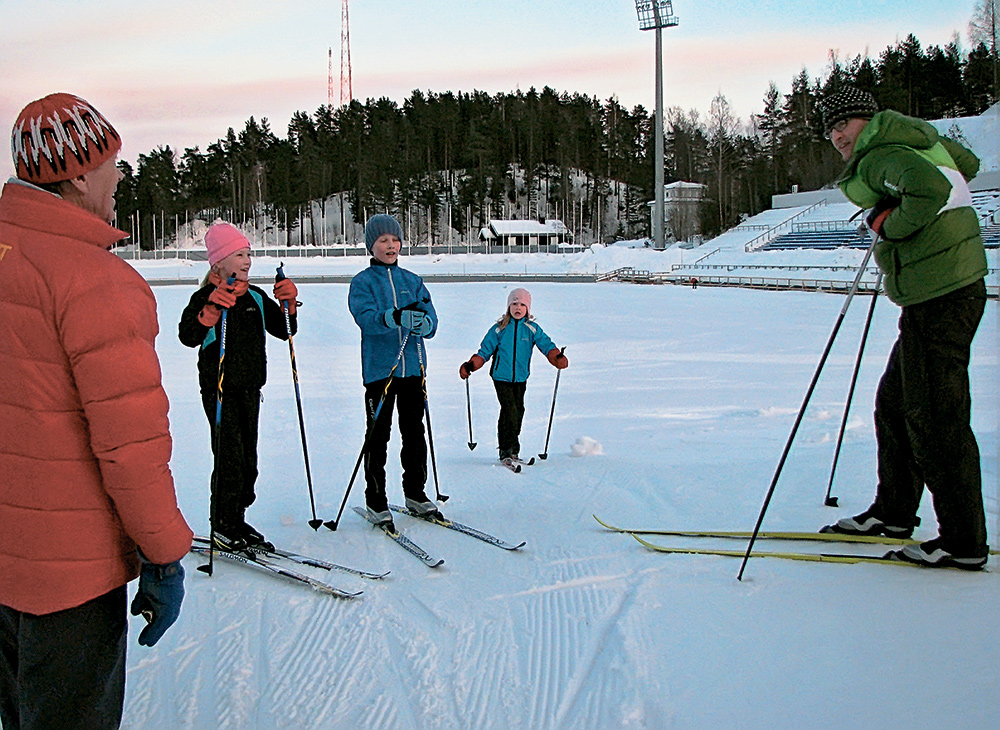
[349,214,441,531]
[819,87,989,569]
[178,222,300,552]
[460,288,568,468]
[0,93,193,730]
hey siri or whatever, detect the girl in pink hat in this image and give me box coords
[178,222,300,552]
[460,288,568,468]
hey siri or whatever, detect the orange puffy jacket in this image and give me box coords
[0,181,193,615]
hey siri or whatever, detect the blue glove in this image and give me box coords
[130,551,185,647]
[399,309,433,336]
[384,307,432,336]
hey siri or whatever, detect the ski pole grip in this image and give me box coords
[275,261,286,283]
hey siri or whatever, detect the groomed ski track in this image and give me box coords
[121,279,998,730]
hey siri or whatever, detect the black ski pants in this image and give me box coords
[363,376,428,512]
[872,278,987,554]
[0,586,127,730]
[494,379,527,459]
[201,385,261,533]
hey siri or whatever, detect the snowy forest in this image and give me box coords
[116,29,999,248]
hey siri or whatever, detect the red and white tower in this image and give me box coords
[340,0,353,107]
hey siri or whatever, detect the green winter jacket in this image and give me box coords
[838,110,986,305]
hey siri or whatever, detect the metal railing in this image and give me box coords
[743,199,830,252]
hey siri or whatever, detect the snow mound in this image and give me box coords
[570,436,604,457]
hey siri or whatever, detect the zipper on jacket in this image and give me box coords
[385,267,405,377]
[511,318,518,381]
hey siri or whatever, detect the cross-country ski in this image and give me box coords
[389,504,526,550]
[628,533,990,571]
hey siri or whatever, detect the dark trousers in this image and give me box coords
[872,279,987,553]
[494,380,527,459]
[363,376,427,511]
[202,386,261,532]
[0,586,127,730]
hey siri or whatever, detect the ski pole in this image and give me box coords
[199,274,236,577]
[417,340,449,503]
[276,263,324,530]
[738,226,880,581]
[328,330,410,530]
[824,270,883,507]
[538,347,566,460]
[465,378,477,450]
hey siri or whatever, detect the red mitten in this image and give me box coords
[197,306,222,327]
[460,354,486,379]
[547,348,568,369]
[273,278,299,314]
[207,287,237,310]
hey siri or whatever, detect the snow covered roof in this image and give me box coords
[489,219,570,236]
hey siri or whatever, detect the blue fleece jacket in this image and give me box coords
[476,317,556,383]
[348,260,437,383]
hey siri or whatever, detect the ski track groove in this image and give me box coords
[523,546,626,730]
[553,578,640,728]
[451,611,520,729]
[262,592,368,727]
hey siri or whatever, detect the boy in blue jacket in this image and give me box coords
[460,288,568,467]
[349,214,439,529]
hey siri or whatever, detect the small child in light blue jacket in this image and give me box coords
[459,288,568,465]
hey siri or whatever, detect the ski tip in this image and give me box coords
[308,519,324,530]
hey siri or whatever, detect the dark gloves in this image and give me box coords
[866,197,899,237]
[459,354,486,379]
[273,278,299,315]
[130,551,185,647]
[547,348,569,369]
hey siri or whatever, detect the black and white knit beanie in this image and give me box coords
[820,87,879,133]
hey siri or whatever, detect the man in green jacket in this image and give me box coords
[820,87,989,569]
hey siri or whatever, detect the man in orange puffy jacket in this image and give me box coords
[0,93,193,730]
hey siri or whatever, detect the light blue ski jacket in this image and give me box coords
[349,260,437,384]
[476,317,556,383]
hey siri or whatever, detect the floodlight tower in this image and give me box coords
[635,1,678,250]
[340,0,353,106]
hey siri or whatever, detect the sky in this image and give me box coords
[0,0,981,180]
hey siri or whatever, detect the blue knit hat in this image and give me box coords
[365,214,403,252]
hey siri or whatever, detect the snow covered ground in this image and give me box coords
[119,248,998,730]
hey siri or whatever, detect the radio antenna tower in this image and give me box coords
[340,0,353,106]
[328,47,334,110]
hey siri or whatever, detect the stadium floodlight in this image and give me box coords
[635,1,679,249]
[635,0,679,30]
